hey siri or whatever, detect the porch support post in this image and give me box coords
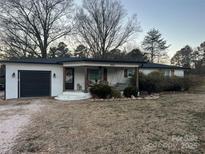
[84,67,88,92]
[63,67,65,91]
[135,67,139,94]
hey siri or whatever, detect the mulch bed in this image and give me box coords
[90,94,160,102]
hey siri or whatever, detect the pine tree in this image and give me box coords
[142,28,170,62]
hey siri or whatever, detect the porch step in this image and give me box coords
[55,91,91,101]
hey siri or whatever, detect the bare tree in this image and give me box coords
[76,0,140,58]
[0,0,74,58]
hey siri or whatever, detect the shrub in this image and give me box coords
[139,77,147,92]
[162,76,192,91]
[163,77,183,91]
[182,76,191,91]
[130,71,192,94]
[123,87,138,98]
[139,71,164,94]
[130,72,158,94]
[90,84,112,99]
[147,71,164,81]
[111,88,122,98]
[130,72,146,87]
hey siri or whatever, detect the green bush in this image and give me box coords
[183,76,191,91]
[162,76,191,91]
[90,84,122,99]
[111,88,122,98]
[130,71,191,94]
[163,77,182,91]
[138,71,164,94]
[90,84,112,99]
[147,72,164,93]
[123,87,138,98]
[131,72,146,89]
[131,72,155,94]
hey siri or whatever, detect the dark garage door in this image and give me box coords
[19,71,51,98]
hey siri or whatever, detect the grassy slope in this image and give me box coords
[12,93,205,154]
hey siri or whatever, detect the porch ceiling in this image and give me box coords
[63,62,139,68]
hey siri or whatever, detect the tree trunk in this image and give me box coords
[151,50,154,63]
[41,47,47,58]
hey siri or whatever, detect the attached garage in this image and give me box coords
[18,70,51,98]
[3,63,63,99]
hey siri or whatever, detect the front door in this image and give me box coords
[64,68,74,90]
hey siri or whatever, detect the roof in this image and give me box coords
[0,57,187,69]
[0,57,146,65]
[141,63,188,70]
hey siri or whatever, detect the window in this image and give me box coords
[128,69,135,77]
[124,69,135,78]
[164,70,169,76]
[161,70,170,76]
[88,69,101,84]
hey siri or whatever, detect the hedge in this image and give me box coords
[131,71,191,94]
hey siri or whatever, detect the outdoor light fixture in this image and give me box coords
[53,73,56,78]
[12,72,15,78]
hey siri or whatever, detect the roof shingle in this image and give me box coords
[0,57,187,69]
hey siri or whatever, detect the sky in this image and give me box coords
[120,0,205,57]
[75,0,205,57]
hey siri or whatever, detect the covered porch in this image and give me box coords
[56,61,140,101]
[62,61,140,93]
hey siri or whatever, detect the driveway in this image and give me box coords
[0,99,45,154]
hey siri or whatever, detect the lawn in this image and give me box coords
[12,92,205,154]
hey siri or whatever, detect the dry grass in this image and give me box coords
[11,93,205,154]
[0,98,32,106]
[188,76,205,94]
